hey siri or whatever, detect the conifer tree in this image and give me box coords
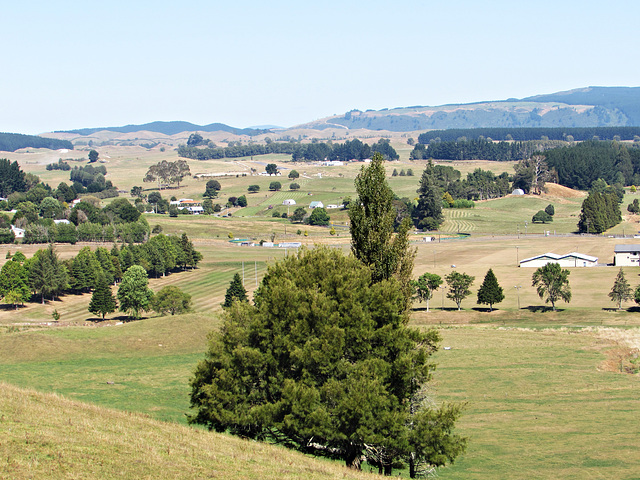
[27,244,69,304]
[609,268,632,310]
[89,274,117,320]
[222,273,247,308]
[476,268,504,311]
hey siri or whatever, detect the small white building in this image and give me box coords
[53,219,71,225]
[614,244,640,266]
[309,201,324,209]
[519,252,598,268]
[11,225,25,239]
[283,199,297,206]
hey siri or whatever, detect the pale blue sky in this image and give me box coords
[2,0,639,134]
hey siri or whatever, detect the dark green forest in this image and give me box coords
[0,132,73,152]
[411,138,557,162]
[178,138,399,162]
[417,127,640,143]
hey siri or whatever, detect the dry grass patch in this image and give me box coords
[0,382,376,480]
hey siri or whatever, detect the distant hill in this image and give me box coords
[59,121,270,137]
[0,132,73,152]
[296,86,640,132]
[48,86,640,136]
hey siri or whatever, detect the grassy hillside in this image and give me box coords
[3,145,640,479]
[0,382,377,480]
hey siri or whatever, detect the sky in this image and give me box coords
[2,0,640,134]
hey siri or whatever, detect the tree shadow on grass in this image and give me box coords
[86,315,145,323]
[0,304,26,311]
[525,305,565,313]
[471,307,501,313]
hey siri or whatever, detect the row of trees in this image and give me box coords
[190,153,466,477]
[0,233,201,310]
[89,265,192,320]
[544,140,640,189]
[410,161,513,230]
[413,264,640,313]
[411,138,558,162]
[413,263,571,312]
[416,126,640,143]
[178,138,399,162]
[413,269,502,311]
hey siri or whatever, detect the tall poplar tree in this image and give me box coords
[349,152,415,310]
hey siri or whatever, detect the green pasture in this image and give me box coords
[4,146,640,478]
[431,327,640,480]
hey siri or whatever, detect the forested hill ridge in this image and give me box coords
[0,132,73,152]
[58,121,270,137]
[298,86,640,132]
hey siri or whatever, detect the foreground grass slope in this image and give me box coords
[431,327,640,480]
[0,382,376,480]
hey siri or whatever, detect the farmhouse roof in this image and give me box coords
[520,252,598,264]
[614,244,640,253]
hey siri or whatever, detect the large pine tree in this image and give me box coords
[476,268,504,311]
[89,274,117,320]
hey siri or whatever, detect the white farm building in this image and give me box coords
[614,245,640,266]
[519,252,598,268]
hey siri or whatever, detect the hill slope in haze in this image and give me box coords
[59,121,270,137]
[298,86,640,132]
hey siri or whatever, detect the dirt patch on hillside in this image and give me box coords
[595,327,640,374]
[542,183,587,200]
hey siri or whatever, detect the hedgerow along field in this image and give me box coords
[2,143,640,478]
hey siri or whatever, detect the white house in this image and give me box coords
[614,244,640,266]
[309,201,324,209]
[519,252,598,268]
[187,206,204,214]
[283,199,297,206]
[53,219,71,225]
